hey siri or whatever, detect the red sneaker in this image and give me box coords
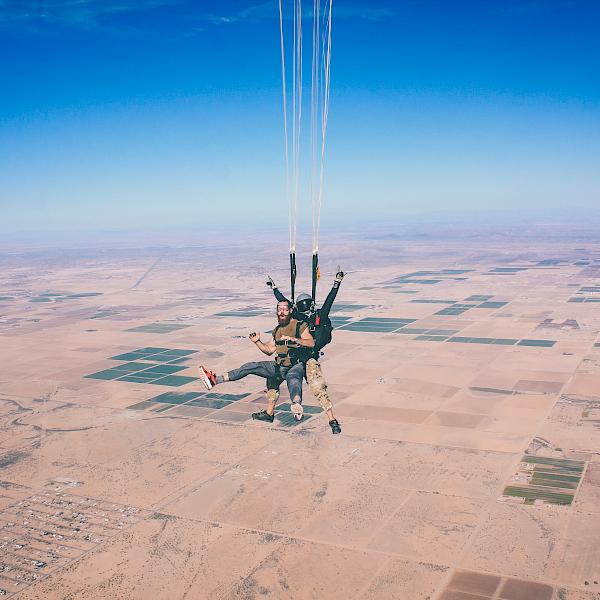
[198,365,217,390]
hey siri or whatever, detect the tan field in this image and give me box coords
[1,229,600,599]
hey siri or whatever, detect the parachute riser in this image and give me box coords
[311,252,318,303]
[290,252,297,303]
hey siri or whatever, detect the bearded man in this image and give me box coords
[199,300,314,423]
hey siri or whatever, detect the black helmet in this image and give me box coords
[295,292,314,315]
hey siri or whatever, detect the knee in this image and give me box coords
[306,361,323,382]
[308,377,326,396]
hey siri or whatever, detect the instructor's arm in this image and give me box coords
[267,276,289,304]
[320,270,344,318]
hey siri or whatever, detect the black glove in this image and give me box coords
[335,268,344,283]
[266,275,275,288]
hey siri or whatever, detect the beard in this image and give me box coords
[277,313,291,326]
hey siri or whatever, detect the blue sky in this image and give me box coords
[1,0,599,234]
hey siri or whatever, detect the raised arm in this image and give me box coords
[320,269,344,318]
[267,276,290,304]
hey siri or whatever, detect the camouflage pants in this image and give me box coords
[305,358,333,412]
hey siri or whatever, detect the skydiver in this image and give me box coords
[266,269,344,435]
[198,300,314,423]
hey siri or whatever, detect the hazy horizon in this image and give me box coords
[3,207,600,253]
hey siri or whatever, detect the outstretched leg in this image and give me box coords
[199,361,277,391]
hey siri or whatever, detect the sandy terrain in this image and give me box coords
[1,230,599,599]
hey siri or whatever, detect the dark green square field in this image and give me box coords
[85,369,125,380]
[148,375,198,387]
[152,392,204,404]
[518,339,556,347]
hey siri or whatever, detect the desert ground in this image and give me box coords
[1,227,599,599]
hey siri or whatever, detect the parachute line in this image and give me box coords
[278,0,292,254]
[278,0,333,299]
[314,0,332,255]
[310,0,319,258]
[292,0,302,253]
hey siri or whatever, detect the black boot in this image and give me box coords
[329,419,341,434]
[252,409,274,423]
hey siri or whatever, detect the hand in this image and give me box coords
[266,275,275,288]
[335,266,344,282]
[249,332,261,344]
